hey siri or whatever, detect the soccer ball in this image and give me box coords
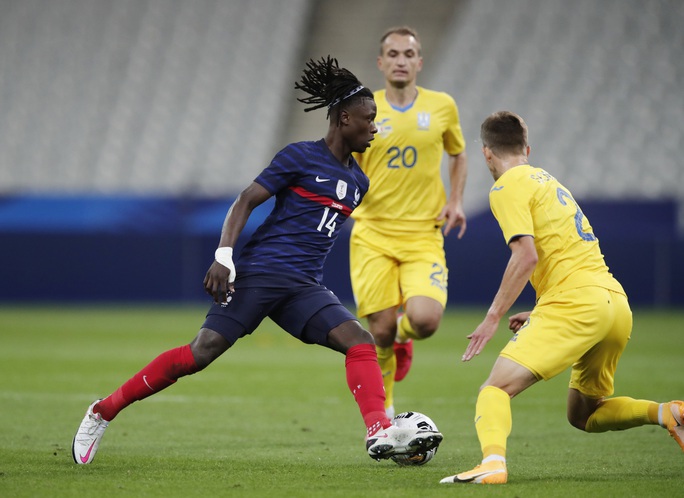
[390,411,440,466]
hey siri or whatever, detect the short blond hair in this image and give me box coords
[379,26,422,55]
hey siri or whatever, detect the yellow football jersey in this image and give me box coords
[489,165,625,299]
[352,87,465,233]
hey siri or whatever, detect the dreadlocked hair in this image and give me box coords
[295,56,373,118]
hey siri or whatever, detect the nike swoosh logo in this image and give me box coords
[315,176,330,182]
[491,186,504,191]
[143,375,154,391]
[79,440,97,463]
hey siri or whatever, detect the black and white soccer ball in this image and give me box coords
[390,411,440,466]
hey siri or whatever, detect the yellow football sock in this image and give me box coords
[475,386,511,459]
[585,397,659,432]
[376,345,396,410]
[397,314,420,342]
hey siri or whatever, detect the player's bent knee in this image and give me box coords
[567,413,589,431]
[566,389,601,431]
[415,325,437,339]
[349,329,375,348]
[566,403,594,431]
[357,327,375,345]
[407,315,441,339]
[371,328,395,347]
[367,309,399,347]
[328,321,375,352]
[190,328,231,369]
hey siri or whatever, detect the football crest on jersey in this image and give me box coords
[417,112,431,130]
[336,180,348,200]
[376,118,392,138]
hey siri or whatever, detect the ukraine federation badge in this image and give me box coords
[417,112,431,130]
[376,118,392,137]
[336,180,348,200]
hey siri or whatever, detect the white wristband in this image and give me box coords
[214,247,236,283]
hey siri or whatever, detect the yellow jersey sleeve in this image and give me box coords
[489,165,625,298]
[352,87,465,232]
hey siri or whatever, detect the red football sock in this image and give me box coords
[94,344,199,421]
[345,343,391,437]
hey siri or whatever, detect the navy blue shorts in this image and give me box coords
[201,272,357,347]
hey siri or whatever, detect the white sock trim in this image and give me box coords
[482,455,506,464]
[658,403,665,428]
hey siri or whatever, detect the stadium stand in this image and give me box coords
[431,0,684,215]
[0,0,312,194]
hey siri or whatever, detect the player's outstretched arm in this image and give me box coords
[462,236,537,361]
[204,182,271,303]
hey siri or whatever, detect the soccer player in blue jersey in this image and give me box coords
[72,56,442,465]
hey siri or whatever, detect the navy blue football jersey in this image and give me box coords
[236,139,370,282]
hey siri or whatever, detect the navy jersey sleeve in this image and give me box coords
[254,143,305,195]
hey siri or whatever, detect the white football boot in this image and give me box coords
[366,424,443,460]
[72,399,109,464]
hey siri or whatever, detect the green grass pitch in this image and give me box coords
[1,305,682,497]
